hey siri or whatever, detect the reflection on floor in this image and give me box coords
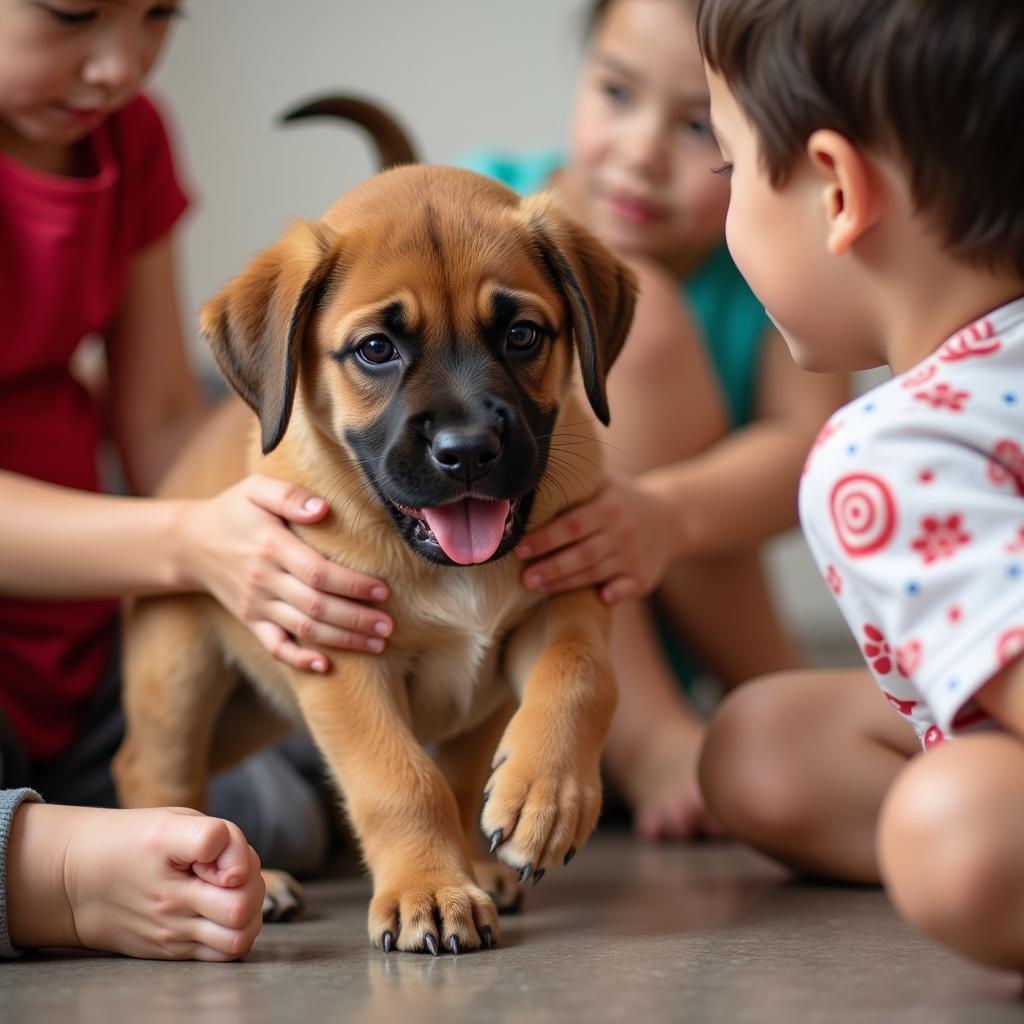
[3,830,1021,1024]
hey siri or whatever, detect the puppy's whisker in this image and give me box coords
[547,432,626,456]
[546,448,605,477]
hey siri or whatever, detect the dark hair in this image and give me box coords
[583,0,612,39]
[697,0,1024,278]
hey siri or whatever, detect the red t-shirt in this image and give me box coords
[0,94,190,762]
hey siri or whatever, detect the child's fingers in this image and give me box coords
[521,535,615,591]
[164,813,234,870]
[187,912,264,961]
[516,506,601,561]
[186,860,266,930]
[525,555,622,595]
[242,473,330,525]
[190,821,259,888]
[250,620,332,673]
[264,573,392,647]
[599,575,641,604]
[274,528,390,603]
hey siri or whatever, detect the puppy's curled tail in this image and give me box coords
[279,94,419,171]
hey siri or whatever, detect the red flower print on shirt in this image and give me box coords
[947,605,962,624]
[830,474,898,558]
[938,318,1001,361]
[913,382,970,411]
[996,627,1024,667]
[986,439,1024,495]
[862,624,894,675]
[884,692,918,715]
[826,564,842,596]
[918,469,935,484]
[910,513,971,564]
[924,726,945,748]
[901,363,938,389]
[1006,526,1024,553]
[895,639,922,677]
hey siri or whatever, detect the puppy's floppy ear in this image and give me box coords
[523,193,637,426]
[200,220,340,454]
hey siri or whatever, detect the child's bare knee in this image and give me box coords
[699,675,815,843]
[879,753,1005,947]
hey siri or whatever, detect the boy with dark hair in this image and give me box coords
[695,0,1024,968]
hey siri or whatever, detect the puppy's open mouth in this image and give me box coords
[392,497,518,565]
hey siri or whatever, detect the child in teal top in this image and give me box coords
[475,0,848,841]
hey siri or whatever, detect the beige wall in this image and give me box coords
[153,0,858,659]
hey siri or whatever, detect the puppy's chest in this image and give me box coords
[394,568,537,743]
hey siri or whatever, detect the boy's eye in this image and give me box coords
[41,4,97,25]
[711,162,734,179]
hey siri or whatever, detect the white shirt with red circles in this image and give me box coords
[799,296,1024,749]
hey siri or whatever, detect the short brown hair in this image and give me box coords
[697,0,1024,278]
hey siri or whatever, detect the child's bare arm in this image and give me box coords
[105,236,208,496]
[0,470,392,669]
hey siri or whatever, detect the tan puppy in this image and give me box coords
[113,118,635,954]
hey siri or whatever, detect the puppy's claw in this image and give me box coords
[482,789,491,807]
[564,847,577,866]
[447,936,459,956]
[481,925,493,950]
[424,933,439,957]
[532,868,546,886]
[489,829,503,854]
[518,863,533,884]
[383,930,394,953]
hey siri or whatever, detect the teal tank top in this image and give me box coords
[458,149,769,426]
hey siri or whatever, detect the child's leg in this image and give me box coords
[879,732,1024,969]
[700,668,918,882]
[5,802,264,960]
[657,548,801,687]
[602,597,709,840]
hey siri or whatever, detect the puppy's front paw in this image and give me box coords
[471,859,523,913]
[262,869,304,922]
[480,710,603,881]
[369,874,499,954]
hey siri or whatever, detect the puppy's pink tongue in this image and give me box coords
[422,498,510,565]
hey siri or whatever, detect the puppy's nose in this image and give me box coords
[430,425,502,481]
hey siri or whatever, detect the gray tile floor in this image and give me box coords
[3,831,1022,1024]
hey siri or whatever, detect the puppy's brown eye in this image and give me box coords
[357,335,397,365]
[507,322,542,352]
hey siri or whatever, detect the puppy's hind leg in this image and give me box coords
[113,595,236,813]
[435,698,523,914]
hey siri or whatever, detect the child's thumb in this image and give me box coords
[176,816,252,887]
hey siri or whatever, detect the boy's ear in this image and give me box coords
[806,129,880,256]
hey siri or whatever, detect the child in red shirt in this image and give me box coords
[0,0,390,960]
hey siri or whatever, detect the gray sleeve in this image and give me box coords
[0,788,43,958]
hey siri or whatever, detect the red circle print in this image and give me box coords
[996,628,1024,667]
[830,473,897,557]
